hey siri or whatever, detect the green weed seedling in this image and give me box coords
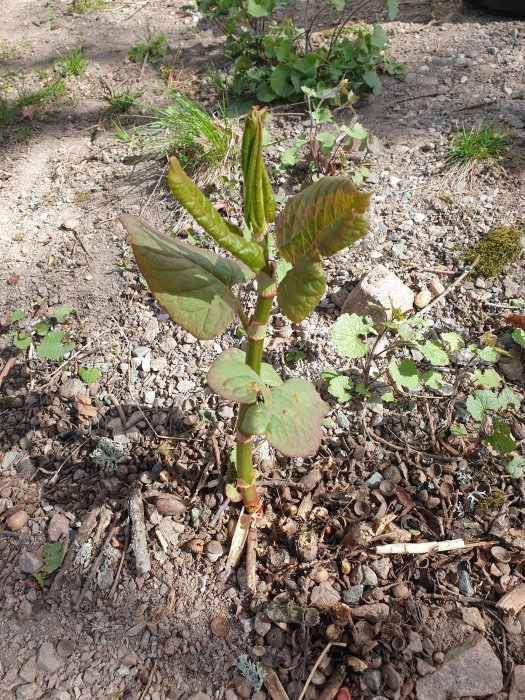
[120,106,370,510]
[69,0,107,14]
[103,88,141,115]
[9,306,76,361]
[446,124,510,167]
[0,80,66,130]
[54,47,87,77]
[128,33,171,65]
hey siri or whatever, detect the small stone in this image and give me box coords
[132,346,151,358]
[362,668,383,694]
[177,379,196,393]
[350,603,390,623]
[16,684,42,700]
[365,472,383,489]
[19,656,37,683]
[312,567,329,583]
[206,540,224,563]
[155,495,186,517]
[361,565,378,587]
[383,664,402,691]
[56,640,77,657]
[141,354,151,372]
[499,358,524,382]
[17,457,37,480]
[391,583,410,599]
[415,289,432,309]
[342,265,414,324]
[19,550,43,574]
[7,511,28,531]
[298,468,321,493]
[461,607,485,632]
[417,659,435,676]
[48,513,70,541]
[144,390,156,404]
[254,612,272,637]
[210,615,230,638]
[37,641,64,674]
[234,677,253,699]
[151,357,168,372]
[59,378,84,400]
[310,581,341,608]
[0,497,12,514]
[342,585,363,604]
[415,634,503,700]
[510,666,525,700]
[61,218,79,231]
[369,558,391,579]
[187,694,212,700]
[428,278,445,295]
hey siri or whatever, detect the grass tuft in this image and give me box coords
[0,79,67,130]
[464,224,524,278]
[103,88,141,115]
[446,124,510,167]
[54,47,87,77]
[69,0,107,14]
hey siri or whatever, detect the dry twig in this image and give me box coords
[129,487,151,575]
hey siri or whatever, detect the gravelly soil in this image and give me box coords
[0,1,524,699]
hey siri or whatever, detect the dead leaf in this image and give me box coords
[504,312,525,331]
[75,393,98,418]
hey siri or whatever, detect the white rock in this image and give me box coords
[415,289,433,309]
[342,265,414,324]
[428,278,445,295]
[61,218,79,231]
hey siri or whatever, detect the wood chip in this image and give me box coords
[375,539,496,555]
[129,487,151,575]
[226,508,252,568]
[496,584,525,615]
[262,666,291,700]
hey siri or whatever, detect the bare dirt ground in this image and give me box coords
[1,1,524,699]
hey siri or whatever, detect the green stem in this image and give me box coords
[236,268,276,512]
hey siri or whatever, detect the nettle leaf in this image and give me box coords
[36,330,74,360]
[472,368,500,389]
[505,456,525,479]
[332,313,375,359]
[497,387,521,411]
[383,0,399,19]
[389,359,419,389]
[326,374,354,402]
[417,340,450,367]
[275,177,369,264]
[167,157,265,272]
[363,68,381,95]
[51,305,76,323]
[207,349,268,403]
[371,24,387,49]
[476,346,499,362]
[465,390,499,422]
[277,255,326,323]
[342,122,367,140]
[441,332,465,352]
[484,419,516,454]
[512,328,525,348]
[121,215,253,340]
[265,378,328,457]
[79,367,101,384]
[422,370,443,390]
[13,332,32,350]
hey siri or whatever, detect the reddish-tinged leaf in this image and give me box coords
[277,254,326,323]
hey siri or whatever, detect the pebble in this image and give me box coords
[415,288,432,309]
[132,346,151,358]
[144,390,156,404]
[155,495,186,517]
[365,471,383,489]
[499,358,524,381]
[210,615,230,638]
[310,581,341,608]
[61,218,79,231]
[370,558,391,579]
[8,511,29,531]
[59,378,84,400]
[361,565,379,587]
[391,583,410,599]
[19,550,44,574]
[37,641,64,674]
[206,540,224,563]
[234,677,253,699]
[254,612,272,637]
[16,684,42,700]
[177,380,196,392]
[428,278,445,295]
[48,513,70,541]
[461,607,485,632]
[19,656,37,683]
[298,468,321,493]
[187,694,212,700]
[0,497,12,514]
[417,658,435,676]
[362,668,383,694]
[342,585,363,604]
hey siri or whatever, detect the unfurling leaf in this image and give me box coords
[207,349,269,403]
[79,367,101,384]
[265,378,328,457]
[326,374,354,402]
[484,419,517,454]
[240,401,272,435]
[167,156,265,271]
[276,255,326,323]
[389,358,419,389]
[332,313,375,359]
[121,215,254,340]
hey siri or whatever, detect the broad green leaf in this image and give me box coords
[386,322,420,343]
[389,359,419,389]
[13,332,32,350]
[484,419,516,454]
[207,349,267,403]
[505,456,525,479]
[371,24,387,49]
[34,322,49,336]
[36,330,74,360]
[265,378,328,457]
[422,370,443,390]
[277,254,326,323]
[41,542,65,574]
[450,424,468,437]
[418,340,450,367]
[363,68,381,95]
[332,313,374,359]
[326,374,354,402]
[247,0,270,16]
[312,107,332,124]
[497,387,521,411]
[472,368,500,389]
[281,146,301,166]
[167,157,264,272]
[386,0,399,19]
[79,367,101,384]
[275,176,369,264]
[51,305,76,323]
[326,0,345,11]
[476,346,499,361]
[465,390,499,422]
[441,332,464,351]
[121,215,253,340]
[275,258,293,282]
[256,81,276,103]
[240,401,272,435]
[381,391,395,402]
[10,310,26,322]
[341,122,367,140]
[269,64,295,98]
[214,348,282,386]
[512,328,525,348]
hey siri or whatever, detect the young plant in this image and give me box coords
[446,124,510,167]
[128,33,171,65]
[120,106,370,510]
[54,47,87,77]
[9,306,76,360]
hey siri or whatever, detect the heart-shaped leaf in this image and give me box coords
[484,419,517,454]
[167,157,265,272]
[265,378,328,457]
[36,330,74,360]
[79,367,101,384]
[275,177,369,264]
[277,254,326,323]
[207,349,268,403]
[121,214,254,340]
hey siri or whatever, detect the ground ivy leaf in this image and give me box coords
[10,310,26,323]
[35,330,74,360]
[332,313,374,359]
[381,391,395,403]
[512,328,525,348]
[51,305,76,323]
[327,375,354,402]
[505,456,525,478]
[269,64,295,98]
[465,389,499,422]
[497,387,521,411]
[484,419,517,454]
[389,358,419,389]
[422,370,443,390]
[79,367,101,384]
[440,332,464,351]
[472,368,500,389]
[41,542,65,575]
[476,346,499,361]
[13,332,32,350]
[265,378,328,457]
[418,340,450,366]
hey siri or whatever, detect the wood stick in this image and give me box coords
[496,584,525,615]
[262,666,291,700]
[226,508,251,568]
[375,538,496,555]
[0,356,16,387]
[110,520,130,599]
[318,667,347,700]
[245,519,257,592]
[298,642,346,700]
[108,392,127,429]
[129,487,151,575]
[139,658,158,700]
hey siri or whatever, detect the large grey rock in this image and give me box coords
[416,634,503,700]
[342,265,414,324]
[509,665,525,700]
[37,642,64,674]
